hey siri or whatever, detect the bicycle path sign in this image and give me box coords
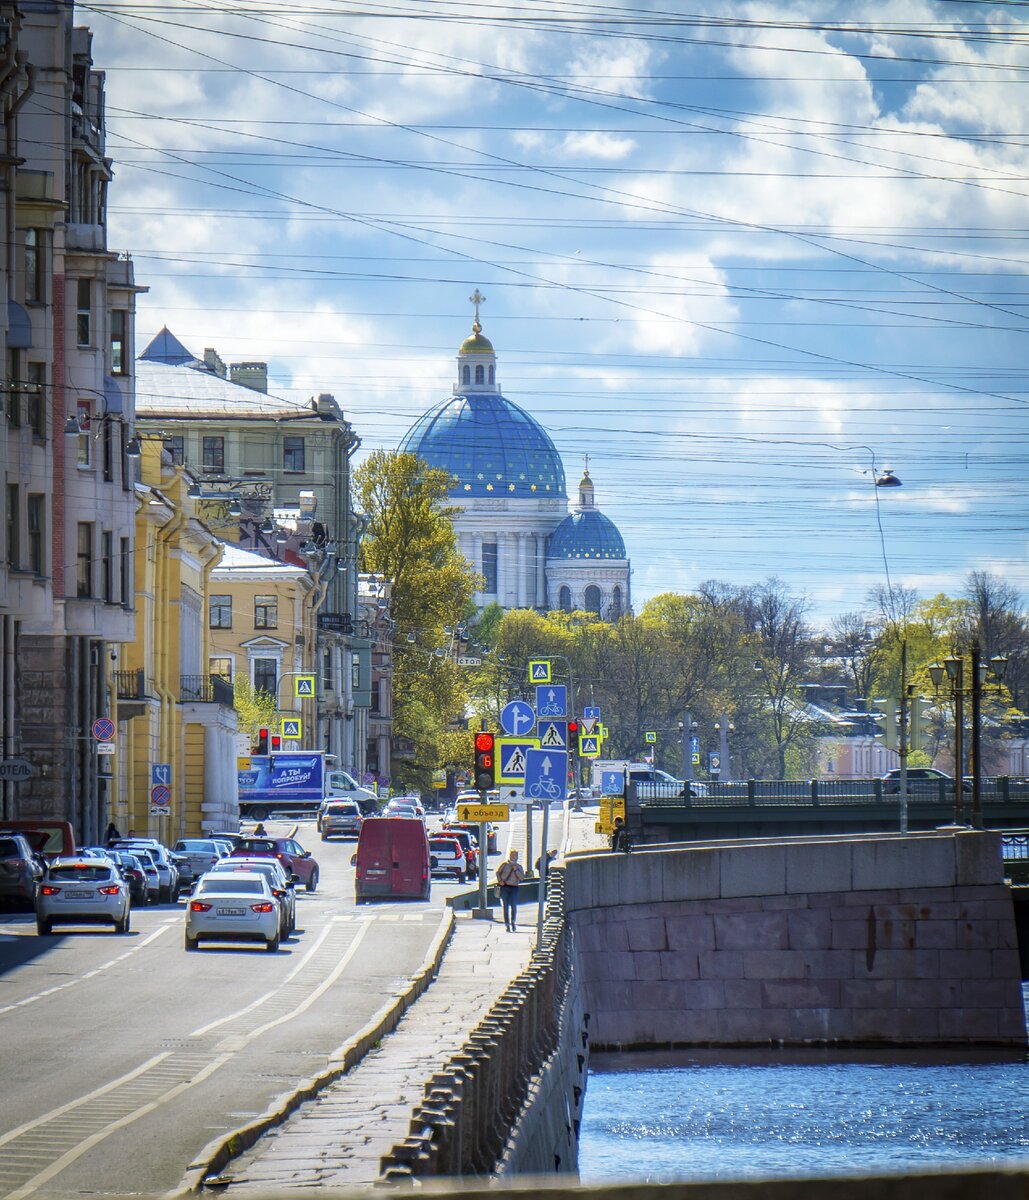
[535,685,566,718]
[524,748,567,801]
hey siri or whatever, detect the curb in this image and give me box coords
[173,905,456,1196]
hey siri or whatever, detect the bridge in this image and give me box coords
[630,777,1029,841]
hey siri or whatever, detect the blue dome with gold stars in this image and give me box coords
[548,509,626,560]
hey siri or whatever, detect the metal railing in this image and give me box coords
[113,669,147,700]
[179,674,234,706]
[637,777,1029,808]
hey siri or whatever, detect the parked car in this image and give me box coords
[428,836,469,882]
[121,846,161,903]
[0,834,43,910]
[437,826,479,879]
[103,849,150,906]
[172,839,228,882]
[444,820,499,855]
[111,839,180,901]
[384,798,425,820]
[207,857,296,938]
[319,801,363,841]
[36,857,131,935]
[354,817,431,902]
[881,768,971,795]
[184,872,280,952]
[229,836,320,892]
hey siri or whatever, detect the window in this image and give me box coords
[76,278,91,346]
[209,594,232,628]
[559,585,571,612]
[584,585,602,614]
[488,365,495,383]
[283,436,305,473]
[102,417,113,482]
[475,364,484,384]
[462,365,470,384]
[322,648,333,687]
[202,436,224,472]
[27,363,45,438]
[209,656,232,680]
[76,399,91,467]
[611,585,622,618]
[352,658,360,689]
[6,485,19,567]
[27,494,43,575]
[481,542,497,593]
[24,229,44,303]
[6,349,20,426]
[76,522,93,597]
[254,594,277,629]
[110,310,127,374]
[120,536,131,605]
[253,657,277,696]
[101,531,113,602]
[164,435,184,465]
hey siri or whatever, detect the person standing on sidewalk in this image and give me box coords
[496,850,525,931]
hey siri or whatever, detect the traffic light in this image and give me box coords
[473,731,495,790]
[568,720,579,739]
[270,733,282,753]
[254,727,269,755]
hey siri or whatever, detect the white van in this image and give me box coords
[590,761,686,796]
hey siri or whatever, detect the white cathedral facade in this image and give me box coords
[399,309,631,618]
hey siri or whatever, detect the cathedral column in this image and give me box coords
[516,533,527,608]
[496,533,507,605]
[535,534,546,608]
[472,534,483,600]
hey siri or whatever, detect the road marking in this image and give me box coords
[0,925,171,1016]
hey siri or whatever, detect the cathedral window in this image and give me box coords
[482,542,498,593]
[475,364,485,384]
[488,365,495,383]
[611,585,623,618]
[462,366,470,384]
[585,585,601,615]
[559,585,571,612]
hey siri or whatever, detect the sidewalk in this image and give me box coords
[218,912,535,1191]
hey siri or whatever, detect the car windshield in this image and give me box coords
[0,838,25,858]
[326,804,359,815]
[197,878,265,894]
[236,840,277,854]
[50,865,114,882]
[176,840,217,852]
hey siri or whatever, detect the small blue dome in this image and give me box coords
[548,510,626,560]
[398,394,567,499]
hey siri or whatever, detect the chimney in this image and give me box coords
[203,348,226,378]
[230,362,268,393]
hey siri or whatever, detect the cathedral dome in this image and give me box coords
[548,509,626,560]
[399,394,567,499]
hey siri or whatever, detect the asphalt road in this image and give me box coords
[0,818,479,1200]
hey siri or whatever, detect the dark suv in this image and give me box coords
[230,836,320,892]
[0,834,43,910]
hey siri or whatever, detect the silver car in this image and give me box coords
[205,857,296,938]
[172,838,228,884]
[184,872,281,952]
[36,857,131,935]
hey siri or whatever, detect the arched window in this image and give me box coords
[559,585,571,612]
[611,585,622,617]
[488,365,495,383]
[462,365,470,384]
[584,585,601,614]
[475,364,485,384]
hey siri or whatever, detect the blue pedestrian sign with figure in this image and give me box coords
[537,720,567,750]
[584,706,601,721]
[500,699,536,737]
[535,685,566,718]
[524,748,567,802]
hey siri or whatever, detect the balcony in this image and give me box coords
[180,674,235,707]
[318,612,353,635]
[114,669,147,700]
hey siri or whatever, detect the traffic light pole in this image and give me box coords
[474,805,490,918]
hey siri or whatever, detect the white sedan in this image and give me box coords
[184,872,281,953]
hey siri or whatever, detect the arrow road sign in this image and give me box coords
[528,660,552,683]
[535,685,566,718]
[524,748,567,802]
[500,699,536,737]
[600,770,624,795]
[537,720,568,751]
[496,737,539,784]
[151,763,172,787]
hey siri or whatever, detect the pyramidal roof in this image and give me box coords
[140,326,198,366]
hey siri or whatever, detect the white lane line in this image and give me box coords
[189,916,344,1037]
[2,1055,232,1200]
[0,925,171,1016]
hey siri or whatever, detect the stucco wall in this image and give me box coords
[564,831,1026,1048]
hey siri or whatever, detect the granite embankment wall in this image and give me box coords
[565,830,1027,1048]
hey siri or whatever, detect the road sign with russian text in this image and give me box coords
[456,803,509,823]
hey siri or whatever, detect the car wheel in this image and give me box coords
[306,868,319,893]
[36,918,52,936]
[116,913,131,934]
[184,932,199,951]
[266,934,280,953]
[159,885,171,904]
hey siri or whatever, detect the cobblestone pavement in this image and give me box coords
[212,807,606,1192]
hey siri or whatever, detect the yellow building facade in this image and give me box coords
[114,444,238,839]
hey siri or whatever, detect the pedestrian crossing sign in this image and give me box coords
[294,675,316,697]
[496,737,539,784]
[528,660,552,682]
[281,718,302,739]
[644,731,656,744]
[538,720,568,751]
[578,734,601,757]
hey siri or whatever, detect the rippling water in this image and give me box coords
[580,1046,1029,1183]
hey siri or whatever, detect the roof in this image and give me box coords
[547,509,627,560]
[399,392,567,499]
[211,543,309,579]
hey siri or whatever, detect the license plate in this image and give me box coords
[67,890,93,899]
[217,906,245,916]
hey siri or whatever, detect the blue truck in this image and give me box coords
[237,751,325,821]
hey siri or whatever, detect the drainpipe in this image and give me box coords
[153,503,184,840]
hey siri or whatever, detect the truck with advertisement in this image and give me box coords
[238,752,379,820]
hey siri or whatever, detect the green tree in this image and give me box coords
[355,450,479,790]
[233,674,277,742]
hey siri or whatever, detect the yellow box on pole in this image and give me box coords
[457,803,509,823]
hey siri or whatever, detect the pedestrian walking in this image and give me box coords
[534,848,558,875]
[104,822,121,846]
[611,817,632,853]
[496,850,525,931]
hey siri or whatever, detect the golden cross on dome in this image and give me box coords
[583,453,590,475]
[469,288,486,332]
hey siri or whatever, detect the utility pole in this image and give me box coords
[681,711,693,783]
[898,640,909,834]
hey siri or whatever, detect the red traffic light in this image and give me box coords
[254,727,269,755]
[568,720,579,736]
[474,731,495,753]
[474,731,496,789]
[271,734,282,752]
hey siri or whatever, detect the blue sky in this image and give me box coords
[85,1,1029,625]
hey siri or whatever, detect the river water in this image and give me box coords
[580,991,1029,1183]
